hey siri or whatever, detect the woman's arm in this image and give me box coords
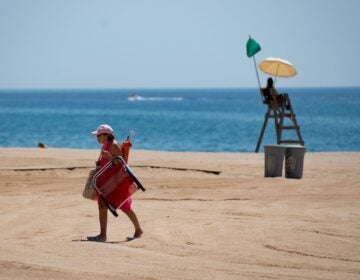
[100,143,122,160]
[110,142,123,164]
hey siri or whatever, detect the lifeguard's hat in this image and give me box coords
[91,124,114,136]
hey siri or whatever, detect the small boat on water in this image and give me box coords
[127,93,144,101]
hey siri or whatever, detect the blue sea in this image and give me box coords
[0,88,359,152]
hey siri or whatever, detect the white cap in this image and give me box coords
[91,124,114,135]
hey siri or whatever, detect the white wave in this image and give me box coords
[127,95,183,102]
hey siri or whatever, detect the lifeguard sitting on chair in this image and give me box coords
[262,77,289,110]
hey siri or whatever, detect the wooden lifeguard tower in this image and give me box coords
[255,89,304,152]
[245,37,304,152]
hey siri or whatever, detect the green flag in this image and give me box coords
[246,36,261,57]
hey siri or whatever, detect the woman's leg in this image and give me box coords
[87,200,107,242]
[98,200,108,241]
[125,209,143,237]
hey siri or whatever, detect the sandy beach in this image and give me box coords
[0,148,359,279]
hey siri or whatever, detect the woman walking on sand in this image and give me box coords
[87,124,143,242]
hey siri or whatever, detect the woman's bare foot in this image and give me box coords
[87,234,106,242]
[134,229,143,238]
[126,229,143,241]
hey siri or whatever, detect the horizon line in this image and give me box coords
[1,85,360,91]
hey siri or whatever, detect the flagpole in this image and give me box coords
[253,55,261,89]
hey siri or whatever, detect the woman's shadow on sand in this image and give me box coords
[72,237,139,244]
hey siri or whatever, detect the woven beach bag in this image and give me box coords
[82,168,99,200]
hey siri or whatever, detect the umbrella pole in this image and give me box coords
[274,63,280,85]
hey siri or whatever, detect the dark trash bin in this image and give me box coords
[264,145,286,177]
[285,145,306,179]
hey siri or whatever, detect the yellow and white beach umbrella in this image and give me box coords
[258,57,297,78]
